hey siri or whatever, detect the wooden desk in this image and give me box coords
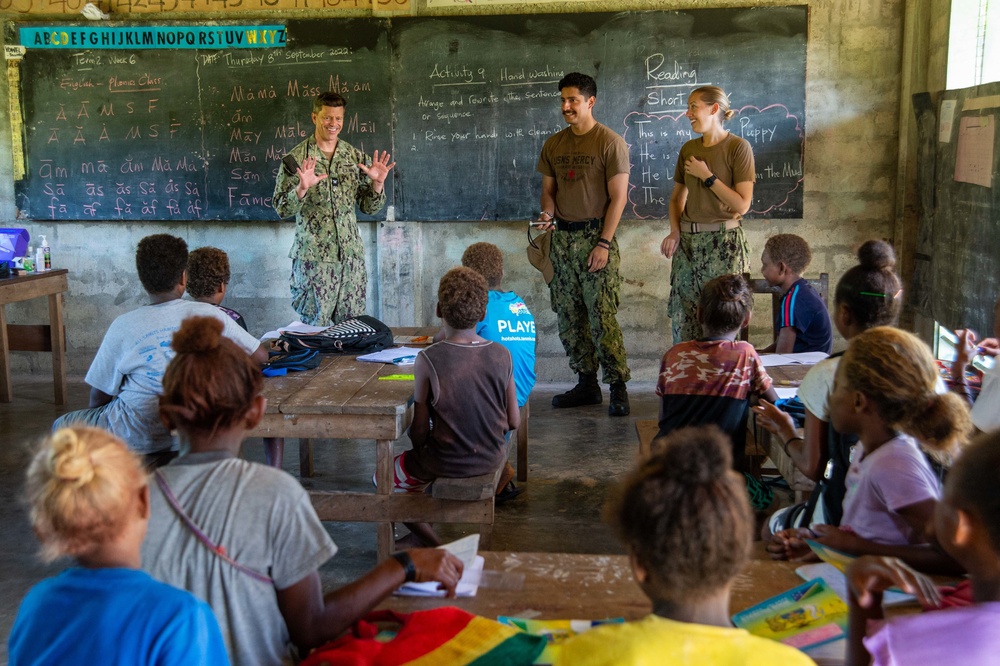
[381,551,802,621]
[0,269,68,404]
[250,353,415,562]
[251,336,495,563]
[756,362,815,498]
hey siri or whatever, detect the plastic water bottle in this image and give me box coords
[23,247,34,272]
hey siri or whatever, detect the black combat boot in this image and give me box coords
[552,373,602,408]
[609,381,630,416]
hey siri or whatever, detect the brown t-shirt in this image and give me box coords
[537,122,631,222]
[673,133,755,226]
[407,340,513,480]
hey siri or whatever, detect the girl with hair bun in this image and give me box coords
[756,239,905,539]
[660,85,757,343]
[770,327,971,573]
[141,316,462,666]
[555,426,814,666]
[9,426,228,665]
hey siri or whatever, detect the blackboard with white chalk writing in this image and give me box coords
[9,7,805,222]
[392,8,806,221]
[10,20,391,221]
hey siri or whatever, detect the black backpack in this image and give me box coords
[275,315,393,355]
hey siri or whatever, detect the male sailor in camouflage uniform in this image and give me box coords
[535,72,632,416]
[273,92,395,326]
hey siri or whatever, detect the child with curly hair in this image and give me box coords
[556,426,815,665]
[770,327,970,573]
[186,246,248,331]
[9,426,227,665]
[846,429,1000,665]
[142,316,462,666]
[760,233,832,354]
[395,267,520,546]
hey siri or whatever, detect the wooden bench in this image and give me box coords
[429,463,505,548]
[297,404,529,482]
[635,419,659,459]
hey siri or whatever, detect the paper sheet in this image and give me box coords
[954,115,995,188]
[939,99,957,142]
[760,352,829,367]
[260,320,329,342]
[774,387,798,399]
[395,535,483,597]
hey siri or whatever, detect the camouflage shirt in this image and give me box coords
[272,136,387,263]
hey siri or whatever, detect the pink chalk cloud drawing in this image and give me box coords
[622,104,804,220]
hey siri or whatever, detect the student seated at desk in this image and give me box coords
[846,429,1000,666]
[53,234,267,467]
[755,240,903,535]
[186,246,249,331]
[8,426,228,666]
[770,327,969,574]
[461,241,536,501]
[142,316,463,666]
[395,267,520,547]
[556,426,815,666]
[656,274,780,512]
[759,233,833,355]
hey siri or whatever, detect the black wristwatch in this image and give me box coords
[703,174,718,188]
[391,551,417,582]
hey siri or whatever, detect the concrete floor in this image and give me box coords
[0,374,662,659]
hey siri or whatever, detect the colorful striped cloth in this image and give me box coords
[300,607,547,666]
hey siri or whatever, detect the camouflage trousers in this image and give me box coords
[290,256,367,326]
[549,228,631,384]
[668,226,751,343]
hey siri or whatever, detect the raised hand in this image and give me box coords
[358,150,396,190]
[295,156,327,198]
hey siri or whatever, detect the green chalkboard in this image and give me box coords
[10,7,806,222]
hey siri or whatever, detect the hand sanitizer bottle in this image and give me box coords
[35,243,46,273]
[39,235,51,271]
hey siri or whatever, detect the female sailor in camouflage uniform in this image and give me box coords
[660,86,755,343]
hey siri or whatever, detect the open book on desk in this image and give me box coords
[760,352,829,367]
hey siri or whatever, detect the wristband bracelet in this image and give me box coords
[782,436,804,457]
[391,551,417,583]
[596,238,611,249]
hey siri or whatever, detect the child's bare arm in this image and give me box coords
[504,376,520,432]
[846,556,941,666]
[774,327,797,354]
[409,356,432,447]
[89,387,113,409]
